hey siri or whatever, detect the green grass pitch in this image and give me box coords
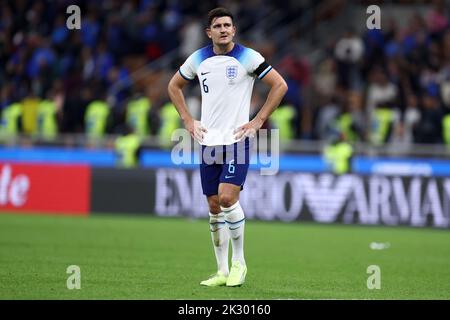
[0,212,449,299]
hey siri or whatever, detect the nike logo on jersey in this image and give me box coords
[200,71,210,75]
[225,175,235,179]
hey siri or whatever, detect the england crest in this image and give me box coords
[226,65,238,79]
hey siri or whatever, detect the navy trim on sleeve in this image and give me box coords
[254,61,269,77]
[258,65,273,79]
[179,69,193,81]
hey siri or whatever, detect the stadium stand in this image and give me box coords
[1,0,450,156]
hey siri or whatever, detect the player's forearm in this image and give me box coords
[167,83,193,123]
[255,81,288,123]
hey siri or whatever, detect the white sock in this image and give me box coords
[209,212,229,276]
[221,201,246,266]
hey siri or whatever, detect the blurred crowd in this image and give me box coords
[311,0,450,147]
[1,0,450,147]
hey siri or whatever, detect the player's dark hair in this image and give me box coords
[207,7,234,27]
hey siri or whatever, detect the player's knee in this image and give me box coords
[218,194,237,209]
[208,200,221,214]
[209,205,221,214]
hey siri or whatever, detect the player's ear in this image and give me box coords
[205,27,212,39]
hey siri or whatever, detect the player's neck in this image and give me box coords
[213,42,235,55]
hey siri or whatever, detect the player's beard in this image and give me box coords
[215,35,233,51]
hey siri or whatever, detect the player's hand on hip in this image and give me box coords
[234,118,263,141]
[185,118,207,143]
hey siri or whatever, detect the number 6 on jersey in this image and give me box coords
[202,78,209,93]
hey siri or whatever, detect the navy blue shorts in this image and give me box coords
[200,138,251,197]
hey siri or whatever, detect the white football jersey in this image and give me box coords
[179,43,272,146]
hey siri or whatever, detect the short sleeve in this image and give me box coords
[242,48,272,79]
[179,52,197,81]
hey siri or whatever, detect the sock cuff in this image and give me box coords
[223,203,245,224]
[220,201,240,213]
[209,212,224,218]
[209,212,225,225]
